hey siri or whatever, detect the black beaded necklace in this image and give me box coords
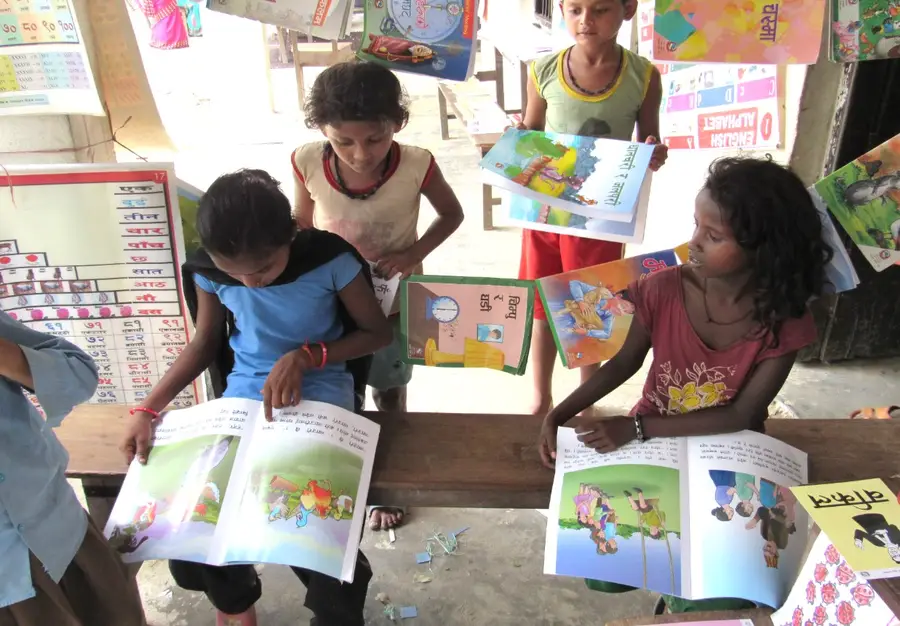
[565,45,623,97]
[325,143,393,200]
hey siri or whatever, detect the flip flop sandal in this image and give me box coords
[849,406,899,420]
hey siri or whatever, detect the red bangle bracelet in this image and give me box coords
[130,407,160,420]
[302,342,328,369]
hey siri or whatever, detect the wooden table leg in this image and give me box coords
[438,86,451,140]
[481,146,494,231]
[494,47,506,112]
[81,475,124,529]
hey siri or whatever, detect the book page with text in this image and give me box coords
[685,430,808,607]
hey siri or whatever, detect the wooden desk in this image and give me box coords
[60,407,900,521]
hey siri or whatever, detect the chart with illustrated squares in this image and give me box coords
[0,164,202,408]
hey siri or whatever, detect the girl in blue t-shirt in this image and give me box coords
[120,169,391,626]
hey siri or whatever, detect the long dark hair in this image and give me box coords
[704,156,833,337]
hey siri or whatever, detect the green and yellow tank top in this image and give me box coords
[530,47,653,140]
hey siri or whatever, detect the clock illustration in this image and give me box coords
[426,296,459,323]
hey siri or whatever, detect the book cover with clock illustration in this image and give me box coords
[356,0,479,81]
[399,275,535,375]
[536,249,679,369]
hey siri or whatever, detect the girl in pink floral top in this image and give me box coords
[539,156,834,613]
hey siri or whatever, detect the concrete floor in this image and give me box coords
[95,9,900,624]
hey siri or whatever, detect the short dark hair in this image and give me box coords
[196,169,295,258]
[711,506,730,521]
[304,61,410,129]
[704,156,833,333]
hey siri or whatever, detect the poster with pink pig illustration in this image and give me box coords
[769,530,899,626]
[399,275,535,375]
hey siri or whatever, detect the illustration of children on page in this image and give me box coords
[551,280,634,340]
[551,458,682,596]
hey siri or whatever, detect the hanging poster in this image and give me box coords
[0,0,102,115]
[636,0,783,151]
[0,162,202,408]
[650,0,825,64]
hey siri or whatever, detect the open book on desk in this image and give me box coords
[544,428,809,608]
[103,398,378,582]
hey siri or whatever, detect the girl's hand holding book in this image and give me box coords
[538,417,559,469]
[121,409,155,465]
[645,136,668,172]
[375,248,422,280]
[574,416,636,453]
[262,348,316,421]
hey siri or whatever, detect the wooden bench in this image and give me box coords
[436,79,510,230]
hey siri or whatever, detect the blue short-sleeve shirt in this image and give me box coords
[193,252,361,411]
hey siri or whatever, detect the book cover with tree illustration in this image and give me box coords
[356,0,478,80]
[812,132,900,272]
[399,275,535,375]
[545,428,809,607]
[480,129,653,223]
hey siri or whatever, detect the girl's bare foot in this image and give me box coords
[369,506,404,530]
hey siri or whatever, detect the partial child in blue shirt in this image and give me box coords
[0,312,145,625]
[120,169,391,626]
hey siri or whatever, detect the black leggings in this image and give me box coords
[169,549,372,624]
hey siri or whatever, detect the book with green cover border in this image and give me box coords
[399,275,534,375]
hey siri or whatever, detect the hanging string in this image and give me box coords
[0,116,149,210]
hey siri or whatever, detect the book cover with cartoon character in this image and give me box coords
[399,275,535,375]
[831,0,900,62]
[536,249,678,369]
[792,478,900,580]
[811,132,900,272]
[356,0,478,80]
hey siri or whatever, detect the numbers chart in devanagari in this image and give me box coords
[0,51,89,92]
[0,0,78,47]
[0,165,201,408]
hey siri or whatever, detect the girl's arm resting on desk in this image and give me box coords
[377,164,464,279]
[0,319,98,426]
[575,351,800,452]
